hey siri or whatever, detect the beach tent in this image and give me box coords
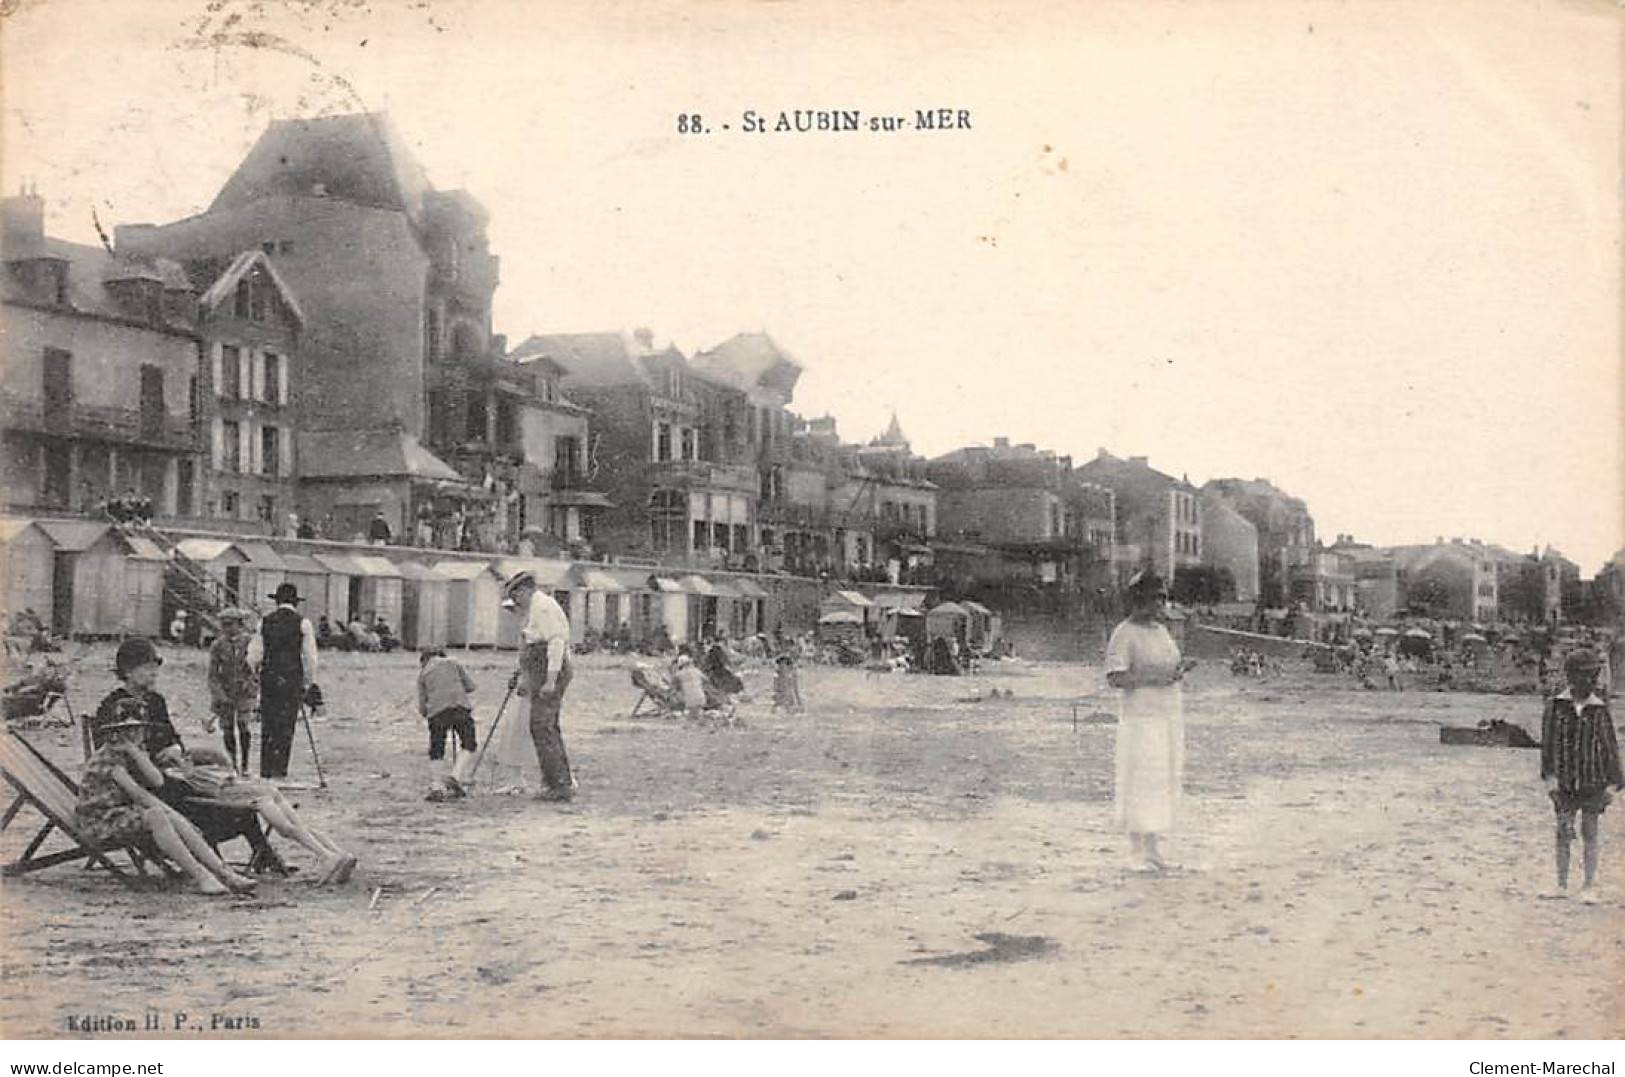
[235,541,287,613]
[494,557,577,647]
[926,601,970,644]
[312,553,369,627]
[120,533,167,638]
[36,521,127,638]
[435,560,504,648]
[397,561,449,651]
[0,519,55,632]
[350,555,405,630]
[817,609,865,647]
[278,551,331,624]
[961,600,995,652]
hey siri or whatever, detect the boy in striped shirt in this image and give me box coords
[1539,649,1623,904]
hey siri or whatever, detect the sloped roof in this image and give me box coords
[351,555,404,578]
[313,553,368,576]
[509,331,665,389]
[395,560,442,582]
[210,113,433,224]
[0,234,193,329]
[35,520,112,552]
[280,551,328,575]
[495,556,573,588]
[573,567,626,593]
[0,518,49,544]
[689,331,802,396]
[123,535,169,561]
[434,559,502,581]
[198,249,306,326]
[298,429,463,482]
[236,540,287,569]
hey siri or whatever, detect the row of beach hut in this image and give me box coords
[0,518,790,651]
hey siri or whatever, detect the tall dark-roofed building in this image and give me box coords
[1201,476,1315,607]
[1075,449,1203,585]
[118,112,506,539]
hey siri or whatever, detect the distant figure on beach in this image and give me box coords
[1104,570,1186,874]
[1538,649,1623,904]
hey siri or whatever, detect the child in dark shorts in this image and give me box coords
[419,649,477,801]
[1539,649,1624,904]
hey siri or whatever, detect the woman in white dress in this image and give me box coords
[1104,570,1186,872]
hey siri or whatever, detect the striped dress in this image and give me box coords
[1540,692,1624,794]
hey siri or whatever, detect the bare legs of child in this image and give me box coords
[142,805,257,896]
[1546,808,1601,903]
[250,791,356,884]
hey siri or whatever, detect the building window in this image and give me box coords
[734,524,749,554]
[261,426,280,477]
[234,280,250,319]
[220,489,240,518]
[667,368,682,398]
[692,520,708,551]
[222,420,240,472]
[188,376,199,423]
[649,489,685,553]
[680,427,696,462]
[554,435,580,480]
[221,346,241,401]
[257,494,276,523]
[425,307,440,363]
[249,275,269,322]
[465,396,488,443]
[42,348,72,415]
[263,352,281,405]
[714,522,731,553]
[656,422,672,462]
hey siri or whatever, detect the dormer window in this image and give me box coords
[667,368,682,398]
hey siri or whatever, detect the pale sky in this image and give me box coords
[3,0,1619,569]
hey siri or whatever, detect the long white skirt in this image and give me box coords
[1114,684,1184,834]
[481,692,535,790]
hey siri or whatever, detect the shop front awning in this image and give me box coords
[708,579,744,599]
[649,575,686,593]
[732,579,770,599]
[678,574,723,597]
[830,589,873,607]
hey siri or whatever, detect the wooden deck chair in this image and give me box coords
[0,730,154,885]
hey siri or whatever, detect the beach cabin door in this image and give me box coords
[50,553,73,637]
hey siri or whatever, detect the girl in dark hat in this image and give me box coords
[94,637,185,760]
[1104,570,1189,873]
[80,695,258,896]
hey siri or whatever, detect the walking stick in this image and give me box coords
[300,703,328,788]
[466,681,517,790]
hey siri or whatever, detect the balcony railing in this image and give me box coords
[651,459,760,494]
[0,395,195,451]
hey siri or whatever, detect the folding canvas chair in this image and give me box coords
[1,730,285,884]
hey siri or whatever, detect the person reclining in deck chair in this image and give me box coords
[95,638,357,884]
[78,708,258,897]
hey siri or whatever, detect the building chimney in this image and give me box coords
[992,436,1009,450]
[1,189,45,250]
[633,326,654,350]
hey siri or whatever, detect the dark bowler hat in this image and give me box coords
[269,583,303,605]
[114,636,163,677]
[1564,648,1601,674]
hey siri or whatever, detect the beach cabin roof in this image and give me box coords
[648,575,686,593]
[395,561,442,582]
[678,575,723,597]
[830,589,873,607]
[236,541,288,570]
[732,579,770,599]
[0,518,50,544]
[123,534,168,561]
[433,559,503,581]
[819,610,864,625]
[351,555,404,578]
[708,579,744,599]
[176,538,248,564]
[927,601,969,618]
[35,520,111,552]
[869,591,927,610]
[312,552,368,576]
[495,557,573,588]
[280,551,328,575]
[573,567,627,593]
[962,601,993,616]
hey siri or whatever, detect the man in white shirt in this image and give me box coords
[247,583,320,779]
[502,572,575,801]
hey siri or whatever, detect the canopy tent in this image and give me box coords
[434,560,504,648]
[926,601,971,642]
[396,561,449,651]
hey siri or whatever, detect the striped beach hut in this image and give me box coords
[312,552,368,626]
[435,560,504,648]
[397,561,449,652]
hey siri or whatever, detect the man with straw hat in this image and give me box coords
[248,583,319,780]
[502,571,576,802]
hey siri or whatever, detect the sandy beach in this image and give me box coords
[2,646,1620,1039]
